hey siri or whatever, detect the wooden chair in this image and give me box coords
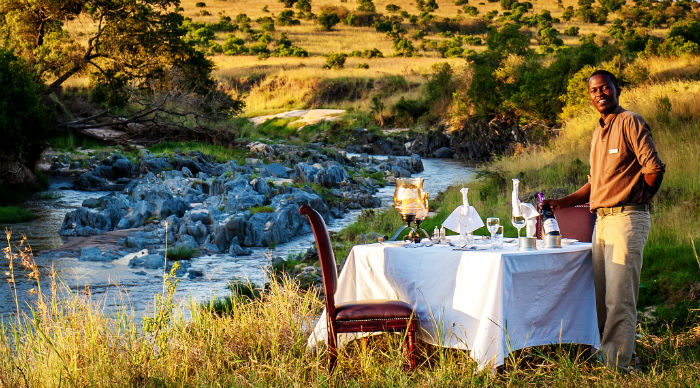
[536,204,596,242]
[553,204,596,242]
[299,204,418,372]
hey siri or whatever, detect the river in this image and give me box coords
[0,157,473,318]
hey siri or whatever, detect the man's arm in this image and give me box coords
[644,172,664,198]
[542,182,591,210]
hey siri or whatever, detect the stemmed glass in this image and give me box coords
[486,217,500,250]
[511,214,526,239]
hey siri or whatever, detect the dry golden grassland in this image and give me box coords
[215,54,465,115]
[176,0,655,116]
[61,0,674,116]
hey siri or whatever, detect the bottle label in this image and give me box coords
[543,218,560,235]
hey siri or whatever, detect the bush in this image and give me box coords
[393,97,429,124]
[357,62,369,69]
[0,49,54,190]
[222,36,248,55]
[564,26,579,36]
[357,0,376,12]
[317,11,340,30]
[277,10,300,26]
[323,53,347,69]
[393,38,415,56]
[195,2,206,7]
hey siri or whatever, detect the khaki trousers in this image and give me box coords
[592,210,650,368]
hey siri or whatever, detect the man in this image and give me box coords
[543,70,665,369]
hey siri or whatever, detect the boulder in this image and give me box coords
[188,209,213,225]
[59,208,112,236]
[140,157,173,174]
[75,171,108,191]
[185,220,208,244]
[293,161,349,187]
[79,247,118,261]
[433,146,455,159]
[143,254,165,269]
[117,201,153,229]
[111,156,134,178]
[263,163,288,178]
[160,198,189,218]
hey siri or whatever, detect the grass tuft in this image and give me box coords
[0,206,35,223]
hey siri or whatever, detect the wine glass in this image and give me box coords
[511,214,526,238]
[486,217,500,249]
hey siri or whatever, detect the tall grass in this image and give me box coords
[3,229,700,387]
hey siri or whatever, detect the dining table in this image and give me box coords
[307,236,601,369]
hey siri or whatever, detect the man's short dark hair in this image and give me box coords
[588,69,620,92]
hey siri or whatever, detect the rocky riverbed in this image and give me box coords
[43,142,424,277]
[1,141,473,317]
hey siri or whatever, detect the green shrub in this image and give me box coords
[357,0,376,12]
[564,26,579,36]
[276,10,300,25]
[195,2,206,7]
[393,38,415,56]
[223,36,248,55]
[357,63,369,69]
[0,206,35,223]
[317,11,340,30]
[323,53,347,69]
[464,5,479,15]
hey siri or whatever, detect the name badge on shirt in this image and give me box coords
[608,148,619,154]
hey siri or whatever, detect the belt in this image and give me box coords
[596,203,649,217]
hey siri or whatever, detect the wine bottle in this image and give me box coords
[537,192,561,236]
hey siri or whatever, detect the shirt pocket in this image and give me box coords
[604,145,631,175]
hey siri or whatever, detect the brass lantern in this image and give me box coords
[392,178,429,243]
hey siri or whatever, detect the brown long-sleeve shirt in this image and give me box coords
[588,106,665,211]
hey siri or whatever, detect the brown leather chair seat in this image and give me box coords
[336,300,414,321]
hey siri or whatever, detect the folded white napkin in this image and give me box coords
[517,203,538,237]
[443,205,484,234]
[512,179,539,237]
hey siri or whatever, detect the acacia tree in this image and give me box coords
[0,0,215,96]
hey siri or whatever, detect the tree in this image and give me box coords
[0,0,215,95]
[317,11,340,30]
[357,0,376,12]
[0,49,54,191]
[417,0,439,13]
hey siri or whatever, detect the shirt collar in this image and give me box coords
[598,106,625,128]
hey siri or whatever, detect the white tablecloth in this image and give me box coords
[308,238,600,369]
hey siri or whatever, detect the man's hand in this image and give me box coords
[540,198,563,211]
[540,183,592,210]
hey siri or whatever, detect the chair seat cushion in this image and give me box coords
[335,300,414,321]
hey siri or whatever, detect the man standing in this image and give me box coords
[543,70,665,369]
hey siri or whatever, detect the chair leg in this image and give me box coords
[408,328,416,370]
[403,327,416,371]
[328,330,338,373]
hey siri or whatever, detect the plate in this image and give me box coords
[561,238,578,246]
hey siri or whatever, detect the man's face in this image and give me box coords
[588,74,620,115]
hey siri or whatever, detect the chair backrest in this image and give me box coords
[553,204,596,242]
[299,204,338,318]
